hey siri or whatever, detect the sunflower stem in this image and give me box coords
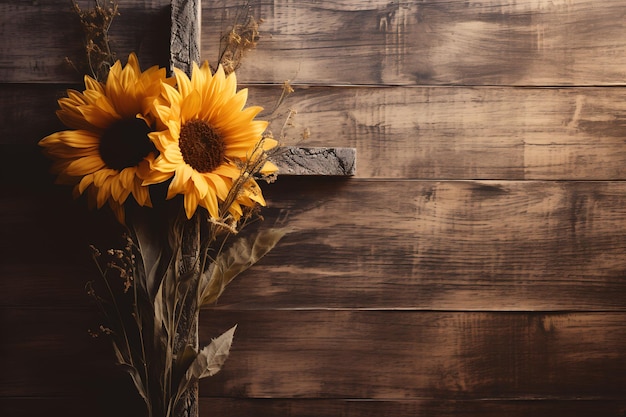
[172,210,200,417]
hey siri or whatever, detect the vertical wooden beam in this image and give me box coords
[171,4,201,417]
[170,0,201,75]
[173,214,200,417]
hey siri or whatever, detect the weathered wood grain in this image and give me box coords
[3,308,626,400]
[3,180,626,311]
[3,2,626,417]
[202,398,626,417]
[271,146,356,176]
[203,0,626,86]
[216,178,626,311]
[251,85,626,180]
[0,0,171,83]
[5,1,626,86]
[201,398,626,417]
[203,310,626,399]
[170,0,201,75]
[3,398,626,417]
[6,84,626,180]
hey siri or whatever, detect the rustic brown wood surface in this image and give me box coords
[3,397,626,417]
[3,0,626,86]
[2,0,626,416]
[0,0,172,83]
[5,85,626,179]
[2,308,626,398]
[4,179,626,311]
[202,0,626,86]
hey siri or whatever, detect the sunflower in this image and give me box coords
[39,53,172,217]
[146,62,277,220]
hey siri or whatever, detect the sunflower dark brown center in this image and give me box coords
[99,118,154,171]
[179,119,226,173]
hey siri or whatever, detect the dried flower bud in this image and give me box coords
[89,245,102,257]
[99,325,113,335]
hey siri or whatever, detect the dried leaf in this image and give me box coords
[172,344,198,394]
[198,228,288,306]
[111,339,129,365]
[111,342,150,406]
[162,259,178,328]
[153,278,168,345]
[197,325,236,379]
[129,214,164,297]
[174,325,237,405]
[121,363,150,407]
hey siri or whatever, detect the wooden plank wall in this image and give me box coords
[2,0,626,416]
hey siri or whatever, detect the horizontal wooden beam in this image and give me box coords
[270,146,356,176]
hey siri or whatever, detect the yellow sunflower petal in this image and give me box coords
[201,187,219,219]
[261,160,278,175]
[220,89,248,118]
[107,59,123,80]
[225,199,244,222]
[174,67,193,99]
[212,163,241,178]
[78,174,95,194]
[162,145,185,164]
[110,176,126,202]
[243,180,267,205]
[184,188,200,219]
[240,105,264,120]
[180,90,202,123]
[203,172,230,200]
[132,176,152,207]
[96,178,113,208]
[262,137,279,150]
[191,171,210,199]
[223,70,238,98]
[142,169,173,186]
[55,130,101,148]
[161,82,182,111]
[151,105,174,133]
[92,170,119,194]
[65,155,106,176]
[78,104,118,129]
[83,75,104,94]
[190,61,207,92]
[222,120,268,142]
[167,165,193,198]
[200,66,228,121]
[126,53,141,75]
[166,119,181,140]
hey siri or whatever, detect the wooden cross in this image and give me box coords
[168,2,355,416]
